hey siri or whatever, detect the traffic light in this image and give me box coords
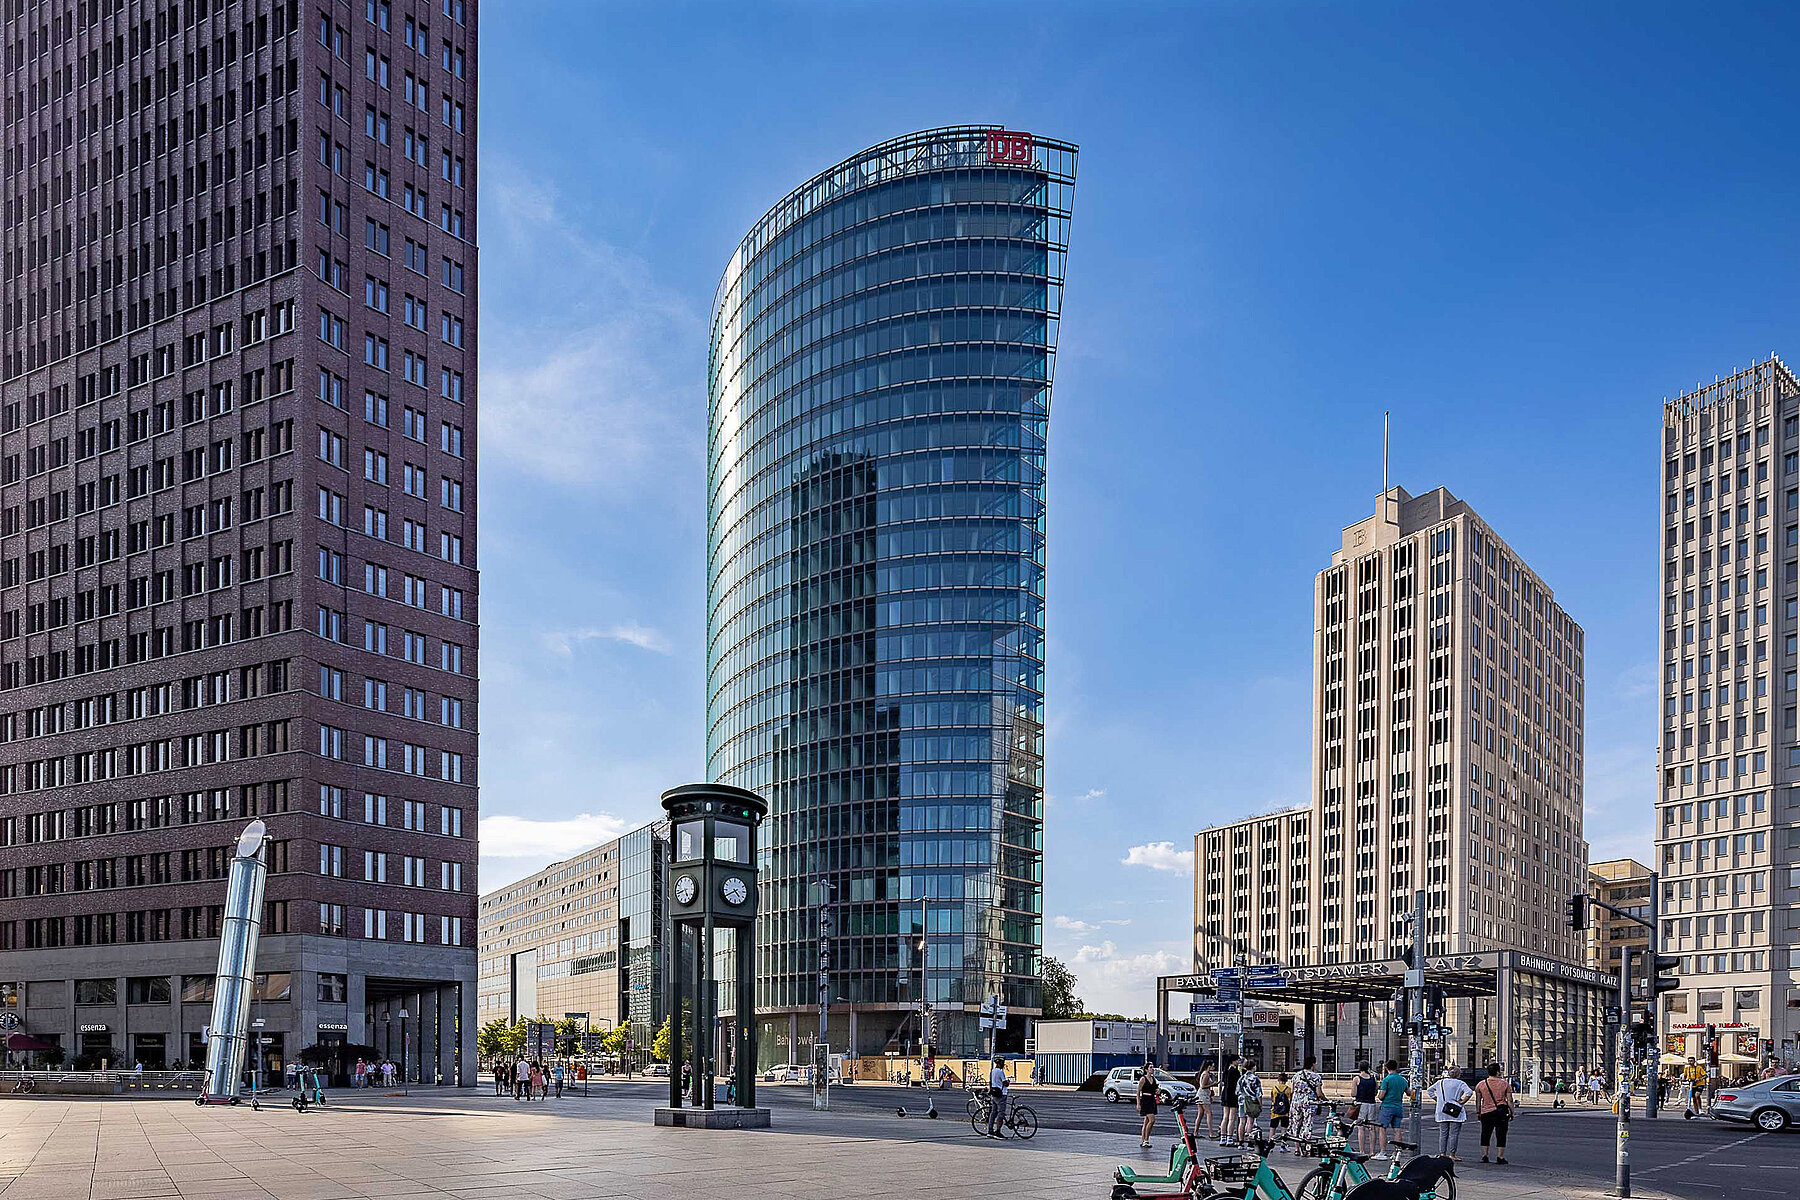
[1651,954,1681,997]
[1706,1023,1719,1068]
[1628,1011,1654,1050]
[1566,893,1589,931]
[1424,985,1447,1024]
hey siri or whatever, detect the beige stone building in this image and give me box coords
[476,836,630,1033]
[1195,486,1594,1073]
[1586,858,1653,976]
[1656,357,1800,1068]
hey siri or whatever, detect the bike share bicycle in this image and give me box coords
[1287,1114,1454,1200]
[1186,1122,1451,1200]
[1113,1098,1207,1200]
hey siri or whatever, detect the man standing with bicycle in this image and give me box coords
[986,1057,1009,1137]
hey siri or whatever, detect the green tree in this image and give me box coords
[601,1027,627,1058]
[652,1015,673,1063]
[554,1015,583,1056]
[476,1018,513,1060]
[1042,954,1085,1019]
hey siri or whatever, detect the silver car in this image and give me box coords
[1103,1066,1198,1106]
[1710,1074,1800,1132]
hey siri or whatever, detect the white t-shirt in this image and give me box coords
[1427,1077,1473,1122]
[989,1065,1007,1093]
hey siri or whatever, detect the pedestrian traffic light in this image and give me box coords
[1424,985,1447,1024]
[1566,893,1589,931]
[1651,954,1682,996]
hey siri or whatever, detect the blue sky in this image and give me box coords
[472,1,1800,1014]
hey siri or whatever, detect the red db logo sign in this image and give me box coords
[986,130,1034,165]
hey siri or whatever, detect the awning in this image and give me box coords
[1659,1053,1686,1065]
[4,1032,57,1052]
[1721,1053,1760,1064]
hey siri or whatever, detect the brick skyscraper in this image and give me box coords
[0,0,479,1083]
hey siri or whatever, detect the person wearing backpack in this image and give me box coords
[1474,1062,1515,1165]
[1424,1064,1474,1159]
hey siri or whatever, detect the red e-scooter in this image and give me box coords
[1113,1098,1210,1200]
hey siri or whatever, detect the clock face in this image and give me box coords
[674,874,697,905]
[721,875,749,906]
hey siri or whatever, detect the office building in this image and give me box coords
[704,126,1076,1060]
[1193,486,1597,1076]
[0,0,481,1082]
[476,822,663,1053]
[1656,357,1800,1068]
[1585,857,1652,976]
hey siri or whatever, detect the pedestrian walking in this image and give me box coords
[514,1056,530,1099]
[1195,1065,1218,1140]
[1474,1063,1514,1165]
[1237,1060,1264,1141]
[1374,1059,1409,1159]
[494,1062,507,1096]
[530,1062,545,1100]
[1137,1060,1160,1148]
[384,1059,397,1087]
[1575,1067,1588,1104]
[1588,1072,1604,1107]
[986,1057,1010,1137]
[1352,1063,1380,1157]
[1292,1056,1324,1142]
[1424,1065,1473,1160]
[1268,1073,1291,1140]
[1219,1057,1242,1146]
[552,1061,564,1098]
[354,1059,367,1089]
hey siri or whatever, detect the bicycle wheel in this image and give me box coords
[970,1104,988,1135]
[1295,1167,1332,1200]
[1432,1172,1454,1200]
[1010,1106,1038,1139]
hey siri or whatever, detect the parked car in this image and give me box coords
[644,1063,670,1078]
[1102,1065,1198,1105]
[762,1063,803,1082]
[1710,1075,1800,1131]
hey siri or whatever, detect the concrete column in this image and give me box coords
[347,973,367,1044]
[457,982,476,1087]
[419,989,440,1085]
[849,1008,859,1060]
[787,1012,797,1067]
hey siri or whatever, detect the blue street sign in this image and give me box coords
[1190,1002,1237,1017]
[1215,986,1241,1002]
[1246,964,1284,977]
[1246,976,1290,989]
[1212,967,1241,980]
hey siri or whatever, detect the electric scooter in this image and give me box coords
[1112,1098,1206,1200]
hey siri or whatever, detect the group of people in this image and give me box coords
[494,1058,566,1099]
[1136,1058,1518,1164]
[350,1059,399,1088]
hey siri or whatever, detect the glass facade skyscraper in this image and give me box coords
[706,127,1076,1058]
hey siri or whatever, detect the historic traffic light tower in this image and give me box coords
[656,783,769,1128]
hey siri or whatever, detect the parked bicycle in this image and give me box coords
[1291,1117,1455,1200]
[967,1088,1038,1139]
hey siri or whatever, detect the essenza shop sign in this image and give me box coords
[986,130,1034,165]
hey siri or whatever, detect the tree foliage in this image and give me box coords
[1042,954,1085,1019]
[652,1015,673,1063]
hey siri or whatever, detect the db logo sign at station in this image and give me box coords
[986,130,1034,165]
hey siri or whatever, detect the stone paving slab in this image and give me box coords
[0,1091,1673,1200]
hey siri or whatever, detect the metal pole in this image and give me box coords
[1616,947,1632,1198]
[1644,872,1661,1120]
[1409,889,1425,1156]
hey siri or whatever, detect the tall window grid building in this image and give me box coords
[0,0,480,1082]
[1197,486,1591,1072]
[705,127,1075,1059]
[1656,356,1800,1067]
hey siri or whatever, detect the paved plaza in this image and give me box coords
[0,1086,1697,1200]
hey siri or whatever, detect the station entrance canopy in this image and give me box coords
[1156,950,1620,1079]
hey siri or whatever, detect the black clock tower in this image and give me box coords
[657,782,768,1126]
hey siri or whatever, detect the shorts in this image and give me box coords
[1358,1102,1379,1122]
[1378,1105,1404,1128]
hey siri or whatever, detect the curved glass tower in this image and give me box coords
[706,127,1076,1059]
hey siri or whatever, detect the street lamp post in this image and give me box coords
[398,1008,410,1096]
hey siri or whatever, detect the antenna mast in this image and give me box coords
[1383,411,1390,492]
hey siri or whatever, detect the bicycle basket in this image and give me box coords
[1204,1155,1260,1186]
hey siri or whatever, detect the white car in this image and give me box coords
[762,1063,803,1082]
[1103,1066,1198,1105]
[643,1063,669,1078]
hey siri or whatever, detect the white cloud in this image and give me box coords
[1122,841,1195,872]
[479,167,702,491]
[480,812,629,862]
[543,623,673,656]
[1053,916,1098,933]
[1067,940,1190,1016]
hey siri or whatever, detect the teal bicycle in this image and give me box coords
[1290,1119,1455,1200]
[1203,1127,1453,1200]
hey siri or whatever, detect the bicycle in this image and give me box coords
[968,1089,1038,1139]
[1291,1120,1454,1200]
